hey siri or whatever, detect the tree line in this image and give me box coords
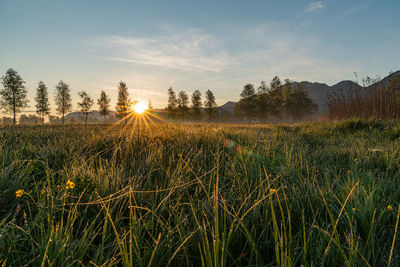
[0,68,143,125]
[165,88,218,122]
[236,76,317,122]
[1,68,319,125]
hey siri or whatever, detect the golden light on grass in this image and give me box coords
[133,101,148,114]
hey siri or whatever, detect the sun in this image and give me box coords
[133,101,148,114]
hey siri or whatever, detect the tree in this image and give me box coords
[115,82,131,124]
[78,91,94,125]
[191,90,202,121]
[288,84,318,121]
[19,114,40,124]
[1,116,13,125]
[35,81,50,124]
[97,90,111,124]
[269,76,283,119]
[167,87,178,120]
[48,115,60,124]
[204,89,217,121]
[0,68,28,125]
[177,91,189,122]
[256,81,270,123]
[55,80,72,125]
[236,83,257,123]
[147,99,153,115]
[282,79,294,120]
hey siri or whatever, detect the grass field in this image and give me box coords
[1,120,400,266]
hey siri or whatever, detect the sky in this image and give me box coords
[0,0,399,113]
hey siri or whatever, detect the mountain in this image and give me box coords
[218,101,236,114]
[291,80,362,112]
[293,70,400,112]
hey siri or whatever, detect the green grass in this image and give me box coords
[0,120,400,266]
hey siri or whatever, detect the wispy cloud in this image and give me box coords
[94,29,229,72]
[344,3,368,16]
[305,2,325,13]
[86,23,358,107]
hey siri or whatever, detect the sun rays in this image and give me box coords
[107,100,168,139]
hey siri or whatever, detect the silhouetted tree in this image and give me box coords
[256,81,270,123]
[55,80,72,125]
[191,90,202,121]
[177,91,189,122]
[35,81,50,124]
[289,84,317,121]
[78,91,94,125]
[167,87,178,120]
[204,89,217,121]
[236,83,257,123]
[48,115,60,124]
[0,68,28,125]
[282,79,294,120]
[97,90,111,124]
[116,82,131,124]
[269,76,283,119]
[1,116,13,125]
[19,114,40,124]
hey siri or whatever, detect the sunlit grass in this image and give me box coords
[0,119,399,265]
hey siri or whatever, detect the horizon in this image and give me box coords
[1,0,399,114]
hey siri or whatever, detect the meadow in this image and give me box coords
[0,120,400,266]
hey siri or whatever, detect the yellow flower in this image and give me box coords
[15,189,24,198]
[65,179,75,190]
[387,205,393,211]
[352,208,356,212]
[347,170,352,174]
[270,188,277,194]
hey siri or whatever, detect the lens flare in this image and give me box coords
[133,101,148,114]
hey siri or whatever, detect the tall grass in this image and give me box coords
[0,122,399,266]
[327,74,400,120]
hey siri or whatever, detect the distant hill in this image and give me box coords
[293,70,400,113]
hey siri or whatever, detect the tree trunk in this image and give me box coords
[62,110,65,125]
[85,114,88,126]
[104,115,107,124]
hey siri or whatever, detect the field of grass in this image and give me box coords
[1,120,400,266]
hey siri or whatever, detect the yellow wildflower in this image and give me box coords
[15,189,24,198]
[352,208,356,212]
[387,205,393,211]
[347,170,352,174]
[270,188,277,194]
[65,179,75,190]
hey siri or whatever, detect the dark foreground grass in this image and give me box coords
[0,120,400,266]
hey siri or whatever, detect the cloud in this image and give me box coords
[94,29,229,72]
[86,23,359,107]
[305,2,325,13]
[344,3,368,16]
